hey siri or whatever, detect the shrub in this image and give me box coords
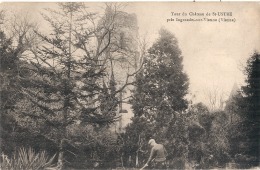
[0,147,56,170]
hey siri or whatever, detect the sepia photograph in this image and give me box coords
[0,2,259,169]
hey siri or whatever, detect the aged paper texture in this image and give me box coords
[0,2,259,169]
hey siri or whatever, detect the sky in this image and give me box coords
[125,2,260,102]
[124,2,260,124]
[1,2,260,126]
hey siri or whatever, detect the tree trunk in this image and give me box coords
[57,9,72,170]
[121,154,124,168]
[136,152,139,167]
[57,139,64,170]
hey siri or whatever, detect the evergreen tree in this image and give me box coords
[122,117,154,167]
[10,3,135,169]
[132,28,189,122]
[0,14,39,155]
[99,70,118,119]
[130,28,189,167]
[235,52,260,167]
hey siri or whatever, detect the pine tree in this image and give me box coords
[12,3,135,169]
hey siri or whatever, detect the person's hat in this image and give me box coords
[148,139,155,145]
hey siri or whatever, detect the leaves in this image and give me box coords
[0,147,56,170]
[131,28,189,121]
[228,52,260,166]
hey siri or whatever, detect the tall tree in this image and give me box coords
[234,52,260,167]
[130,28,189,166]
[132,28,189,122]
[0,12,39,154]
[10,3,138,169]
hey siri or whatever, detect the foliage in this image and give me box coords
[204,111,231,168]
[1,3,140,169]
[99,73,119,119]
[2,3,259,170]
[0,147,56,170]
[131,28,189,120]
[63,124,121,169]
[131,28,189,122]
[121,117,154,167]
[128,28,189,168]
[186,104,231,168]
[240,52,260,165]
[0,18,40,156]
[227,52,260,167]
